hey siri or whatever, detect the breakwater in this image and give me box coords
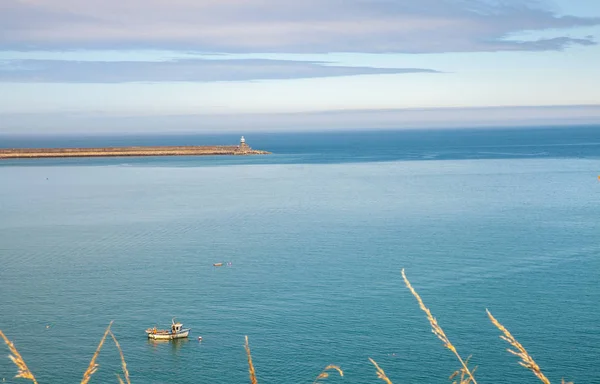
[0,145,270,159]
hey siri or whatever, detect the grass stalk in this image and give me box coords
[401,269,477,384]
[0,330,38,384]
[313,364,343,383]
[244,335,258,384]
[369,358,393,384]
[80,321,113,384]
[109,330,131,384]
[486,309,553,384]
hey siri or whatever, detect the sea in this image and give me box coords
[0,126,599,384]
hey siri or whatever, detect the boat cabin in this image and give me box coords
[172,322,183,333]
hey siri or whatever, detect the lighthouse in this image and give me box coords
[239,135,250,152]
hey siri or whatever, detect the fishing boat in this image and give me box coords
[146,319,190,340]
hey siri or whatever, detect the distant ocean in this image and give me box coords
[1,126,599,383]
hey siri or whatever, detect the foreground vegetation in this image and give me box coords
[1,269,572,383]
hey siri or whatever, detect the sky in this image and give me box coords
[1,0,600,133]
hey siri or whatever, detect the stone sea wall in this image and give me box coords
[0,145,271,159]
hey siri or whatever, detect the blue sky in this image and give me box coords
[1,0,600,133]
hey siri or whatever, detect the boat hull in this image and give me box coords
[147,329,190,340]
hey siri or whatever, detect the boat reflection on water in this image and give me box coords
[147,337,190,353]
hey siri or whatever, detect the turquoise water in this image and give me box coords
[1,127,599,383]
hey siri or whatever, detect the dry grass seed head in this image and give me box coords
[401,269,478,384]
[452,357,477,384]
[81,321,113,384]
[368,358,393,384]
[0,330,38,384]
[109,330,131,384]
[450,368,471,384]
[450,364,477,384]
[486,310,551,384]
[313,364,343,383]
[244,336,258,384]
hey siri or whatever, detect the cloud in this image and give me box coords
[0,58,439,83]
[3,105,600,134]
[1,0,598,53]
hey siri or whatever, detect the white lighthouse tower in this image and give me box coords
[239,135,250,152]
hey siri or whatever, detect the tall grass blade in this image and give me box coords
[244,335,258,384]
[0,330,38,384]
[109,330,131,384]
[401,269,477,384]
[313,364,343,383]
[81,321,113,384]
[487,309,554,384]
[369,358,393,384]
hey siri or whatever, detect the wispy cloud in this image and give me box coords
[3,105,600,134]
[0,58,439,82]
[1,0,598,53]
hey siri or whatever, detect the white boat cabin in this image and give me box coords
[172,322,183,333]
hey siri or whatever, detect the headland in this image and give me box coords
[0,136,270,159]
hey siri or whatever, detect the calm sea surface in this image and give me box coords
[1,126,599,383]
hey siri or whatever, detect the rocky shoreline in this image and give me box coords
[0,144,271,159]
